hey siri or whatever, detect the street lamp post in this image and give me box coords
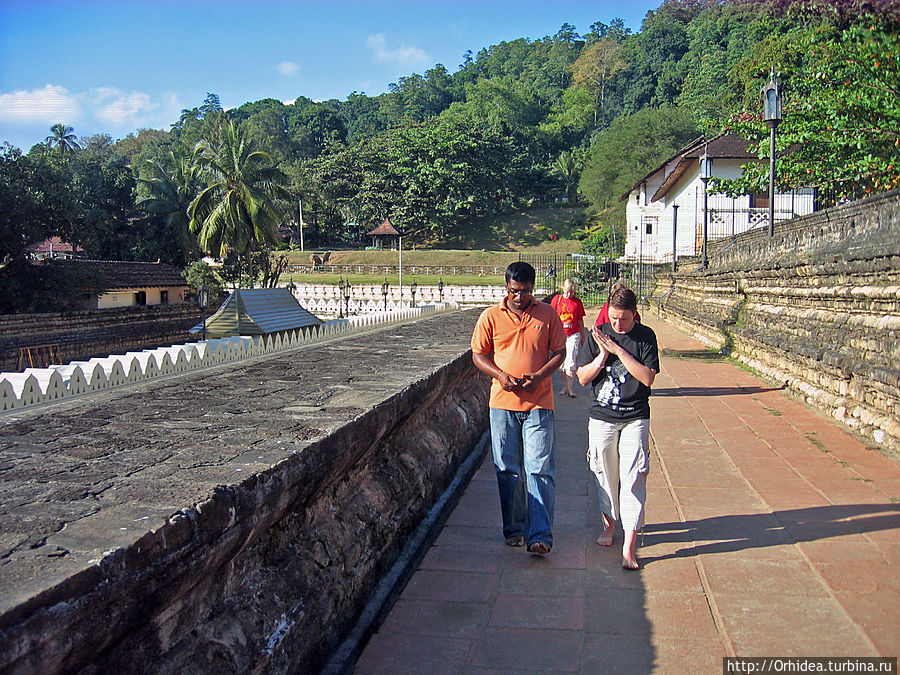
[671,204,679,274]
[198,284,209,341]
[762,68,783,237]
[337,278,345,318]
[343,279,352,316]
[699,149,712,269]
[381,280,389,311]
[410,280,417,308]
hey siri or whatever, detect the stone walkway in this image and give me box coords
[353,316,900,673]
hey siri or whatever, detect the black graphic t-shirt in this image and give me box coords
[577,322,660,422]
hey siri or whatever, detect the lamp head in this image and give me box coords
[762,69,783,126]
[699,149,712,181]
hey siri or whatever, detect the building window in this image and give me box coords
[135,291,147,306]
[160,290,169,305]
[643,216,657,235]
[750,193,770,208]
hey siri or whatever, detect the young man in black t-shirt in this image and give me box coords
[577,286,659,570]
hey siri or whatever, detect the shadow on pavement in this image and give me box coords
[641,504,900,563]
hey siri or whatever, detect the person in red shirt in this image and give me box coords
[596,282,640,327]
[550,278,586,398]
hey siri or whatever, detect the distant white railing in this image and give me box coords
[288,282,506,316]
[0,303,458,413]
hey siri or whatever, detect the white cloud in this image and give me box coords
[366,33,430,67]
[0,84,184,135]
[278,61,299,76]
[0,84,81,124]
[92,88,155,126]
[88,87,183,132]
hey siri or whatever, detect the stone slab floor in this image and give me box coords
[353,316,900,674]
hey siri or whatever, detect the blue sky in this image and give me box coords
[0,0,661,152]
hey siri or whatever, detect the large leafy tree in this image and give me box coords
[315,113,532,243]
[621,0,711,112]
[44,123,82,153]
[578,105,700,209]
[0,144,109,313]
[188,119,291,257]
[571,37,628,124]
[723,12,900,203]
[67,144,139,259]
[676,2,781,128]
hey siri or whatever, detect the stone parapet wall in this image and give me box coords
[0,310,489,674]
[0,304,457,411]
[651,190,900,456]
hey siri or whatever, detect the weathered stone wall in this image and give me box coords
[0,309,489,674]
[0,304,203,372]
[650,190,900,456]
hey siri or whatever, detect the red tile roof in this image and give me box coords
[367,218,400,236]
[60,260,188,289]
[26,237,83,255]
[620,133,758,202]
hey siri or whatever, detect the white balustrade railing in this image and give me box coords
[288,283,506,316]
[0,302,458,413]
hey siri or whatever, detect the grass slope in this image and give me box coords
[284,205,588,268]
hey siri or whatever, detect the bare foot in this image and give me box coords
[596,515,615,546]
[622,529,640,569]
[622,557,640,570]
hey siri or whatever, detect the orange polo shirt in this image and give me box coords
[471,297,566,411]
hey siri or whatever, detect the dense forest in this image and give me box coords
[1,0,898,312]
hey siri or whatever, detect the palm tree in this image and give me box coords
[188,119,290,257]
[45,123,82,153]
[554,150,583,204]
[137,148,200,263]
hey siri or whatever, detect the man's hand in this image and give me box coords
[498,371,520,391]
[519,374,537,391]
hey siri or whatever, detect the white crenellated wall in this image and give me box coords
[0,303,458,413]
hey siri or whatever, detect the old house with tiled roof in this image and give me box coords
[622,133,816,262]
[63,260,189,309]
[26,237,84,260]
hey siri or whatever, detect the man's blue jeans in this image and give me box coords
[489,408,556,548]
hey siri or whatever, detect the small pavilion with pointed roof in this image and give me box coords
[189,288,323,338]
[366,218,400,250]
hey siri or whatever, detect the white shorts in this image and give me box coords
[563,333,581,376]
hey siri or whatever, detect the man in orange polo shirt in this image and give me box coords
[471,262,566,555]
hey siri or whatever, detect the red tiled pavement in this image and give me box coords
[353,317,900,674]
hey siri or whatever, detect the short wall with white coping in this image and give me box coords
[0,303,457,413]
[289,283,507,316]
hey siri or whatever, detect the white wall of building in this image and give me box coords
[96,287,186,309]
[624,159,815,262]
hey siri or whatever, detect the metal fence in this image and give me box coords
[288,264,508,277]
[516,252,640,308]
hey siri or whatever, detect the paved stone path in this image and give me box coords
[354,316,900,673]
